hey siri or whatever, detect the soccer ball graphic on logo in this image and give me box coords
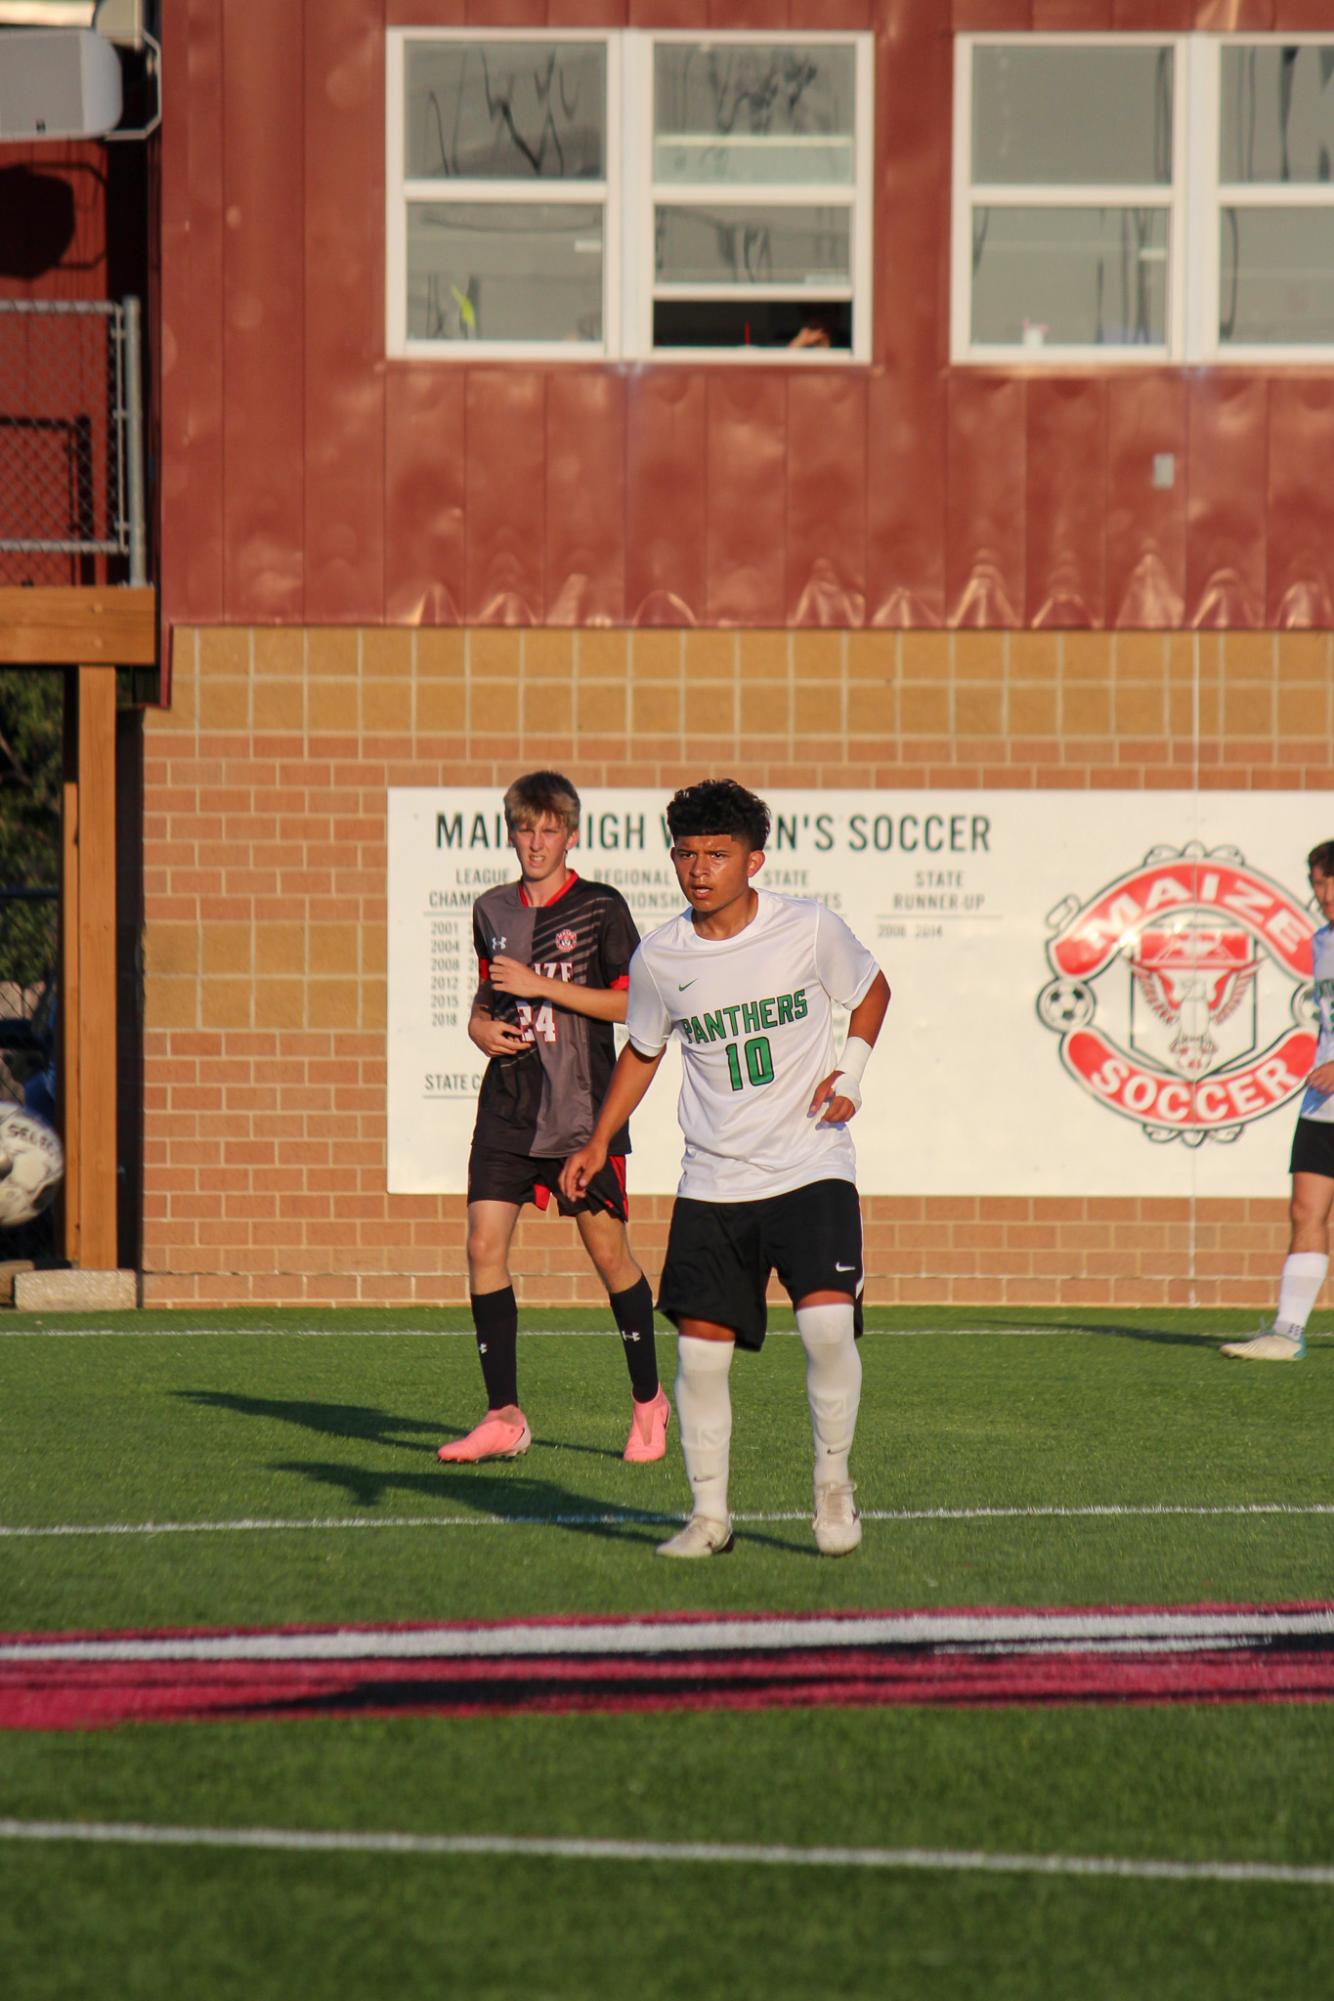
[1036,977,1095,1033]
[0,1106,64,1228]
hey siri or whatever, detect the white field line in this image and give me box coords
[0,1818,1329,1887]
[3,1606,1331,1666]
[0,1325,1259,1339]
[2,1502,1331,1543]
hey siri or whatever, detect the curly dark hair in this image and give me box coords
[666,779,771,851]
[1308,841,1334,879]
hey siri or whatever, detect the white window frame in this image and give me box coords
[626,29,874,366]
[952,33,1187,367]
[1202,33,1334,365]
[386,27,621,363]
[387,27,873,364]
[955,31,1334,367]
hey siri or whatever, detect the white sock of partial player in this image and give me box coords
[1275,1252,1328,1335]
[797,1301,861,1491]
[674,1334,734,1524]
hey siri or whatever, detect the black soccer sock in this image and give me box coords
[609,1276,659,1402]
[470,1286,519,1410]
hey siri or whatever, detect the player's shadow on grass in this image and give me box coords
[176,1389,627,1465]
[272,1457,667,1546]
[176,1389,440,1453]
[965,1316,1209,1349]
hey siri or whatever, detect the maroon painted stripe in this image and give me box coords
[5,1642,1333,1732]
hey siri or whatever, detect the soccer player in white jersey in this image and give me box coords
[1222,839,1334,1361]
[562,778,891,1558]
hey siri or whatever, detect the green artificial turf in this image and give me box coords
[1,1309,1331,1999]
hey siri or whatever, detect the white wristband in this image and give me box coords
[832,1034,874,1110]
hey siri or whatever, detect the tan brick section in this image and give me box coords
[140,627,1333,1308]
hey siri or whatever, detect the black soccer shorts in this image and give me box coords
[657,1176,863,1352]
[1290,1115,1334,1181]
[467,1142,629,1221]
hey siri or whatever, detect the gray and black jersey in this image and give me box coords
[472,874,640,1159]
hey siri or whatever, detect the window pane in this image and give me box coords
[970,207,1169,347]
[653,299,851,348]
[404,40,605,180]
[407,204,603,343]
[972,46,1174,186]
[1220,45,1334,184]
[1220,207,1334,344]
[655,205,850,285]
[654,42,856,187]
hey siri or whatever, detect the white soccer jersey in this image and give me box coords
[1300,923,1334,1123]
[626,890,882,1201]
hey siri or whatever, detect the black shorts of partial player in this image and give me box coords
[1290,1116,1334,1181]
[657,1177,864,1352]
[467,1140,628,1222]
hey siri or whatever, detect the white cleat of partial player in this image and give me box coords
[655,1514,735,1559]
[813,1480,862,1557]
[1219,1323,1306,1363]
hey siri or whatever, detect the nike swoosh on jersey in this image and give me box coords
[678,980,698,990]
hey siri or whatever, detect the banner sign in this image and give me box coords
[387,791,1321,1197]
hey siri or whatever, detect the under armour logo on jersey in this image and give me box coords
[489,936,506,953]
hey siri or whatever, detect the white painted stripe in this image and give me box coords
[1,1502,1330,1542]
[0,1324,1293,1340]
[0,1819,1329,1887]
[4,1605,1330,1665]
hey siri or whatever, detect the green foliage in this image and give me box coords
[0,668,61,990]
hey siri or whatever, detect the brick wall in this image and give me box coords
[140,626,1331,1308]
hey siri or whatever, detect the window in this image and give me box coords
[386,29,873,362]
[388,33,616,359]
[953,37,1184,363]
[638,36,872,360]
[1214,40,1334,357]
[954,33,1334,365]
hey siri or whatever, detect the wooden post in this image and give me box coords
[59,666,120,1269]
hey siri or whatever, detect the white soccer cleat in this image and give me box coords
[655,1514,735,1559]
[813,1480,862,1557]
[1219,1324,1305,1363]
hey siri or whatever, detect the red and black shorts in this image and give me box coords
[467,1141,629,1222]
[657,1177,863,1353]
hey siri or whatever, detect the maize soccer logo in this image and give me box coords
[1037,843,1318,1146]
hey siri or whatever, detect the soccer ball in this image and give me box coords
[0,1106,64,1228]
[1037,977,1096,1032]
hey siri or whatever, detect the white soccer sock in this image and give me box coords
[796,1301,861,1490]
[1275,1252,1328,1335]
[674,1335,734,1524]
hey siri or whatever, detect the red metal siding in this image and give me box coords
[546,369,627,625]
[384,366,467,621]
[220,0,305,621]
[1106,373,1187,629]
[304,0,387,622]
[147,0,1334,632]
[1025,378,1106,629]
[1267,380,1334,628]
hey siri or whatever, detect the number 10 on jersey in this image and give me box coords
[724,1035,774,1090]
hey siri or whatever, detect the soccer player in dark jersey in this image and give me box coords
[437,771,669,1465]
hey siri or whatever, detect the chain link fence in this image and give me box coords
[0,298,145,589]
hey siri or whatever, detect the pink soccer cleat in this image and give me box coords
[437,1408,532,1463]
[623,1387,671,1464]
